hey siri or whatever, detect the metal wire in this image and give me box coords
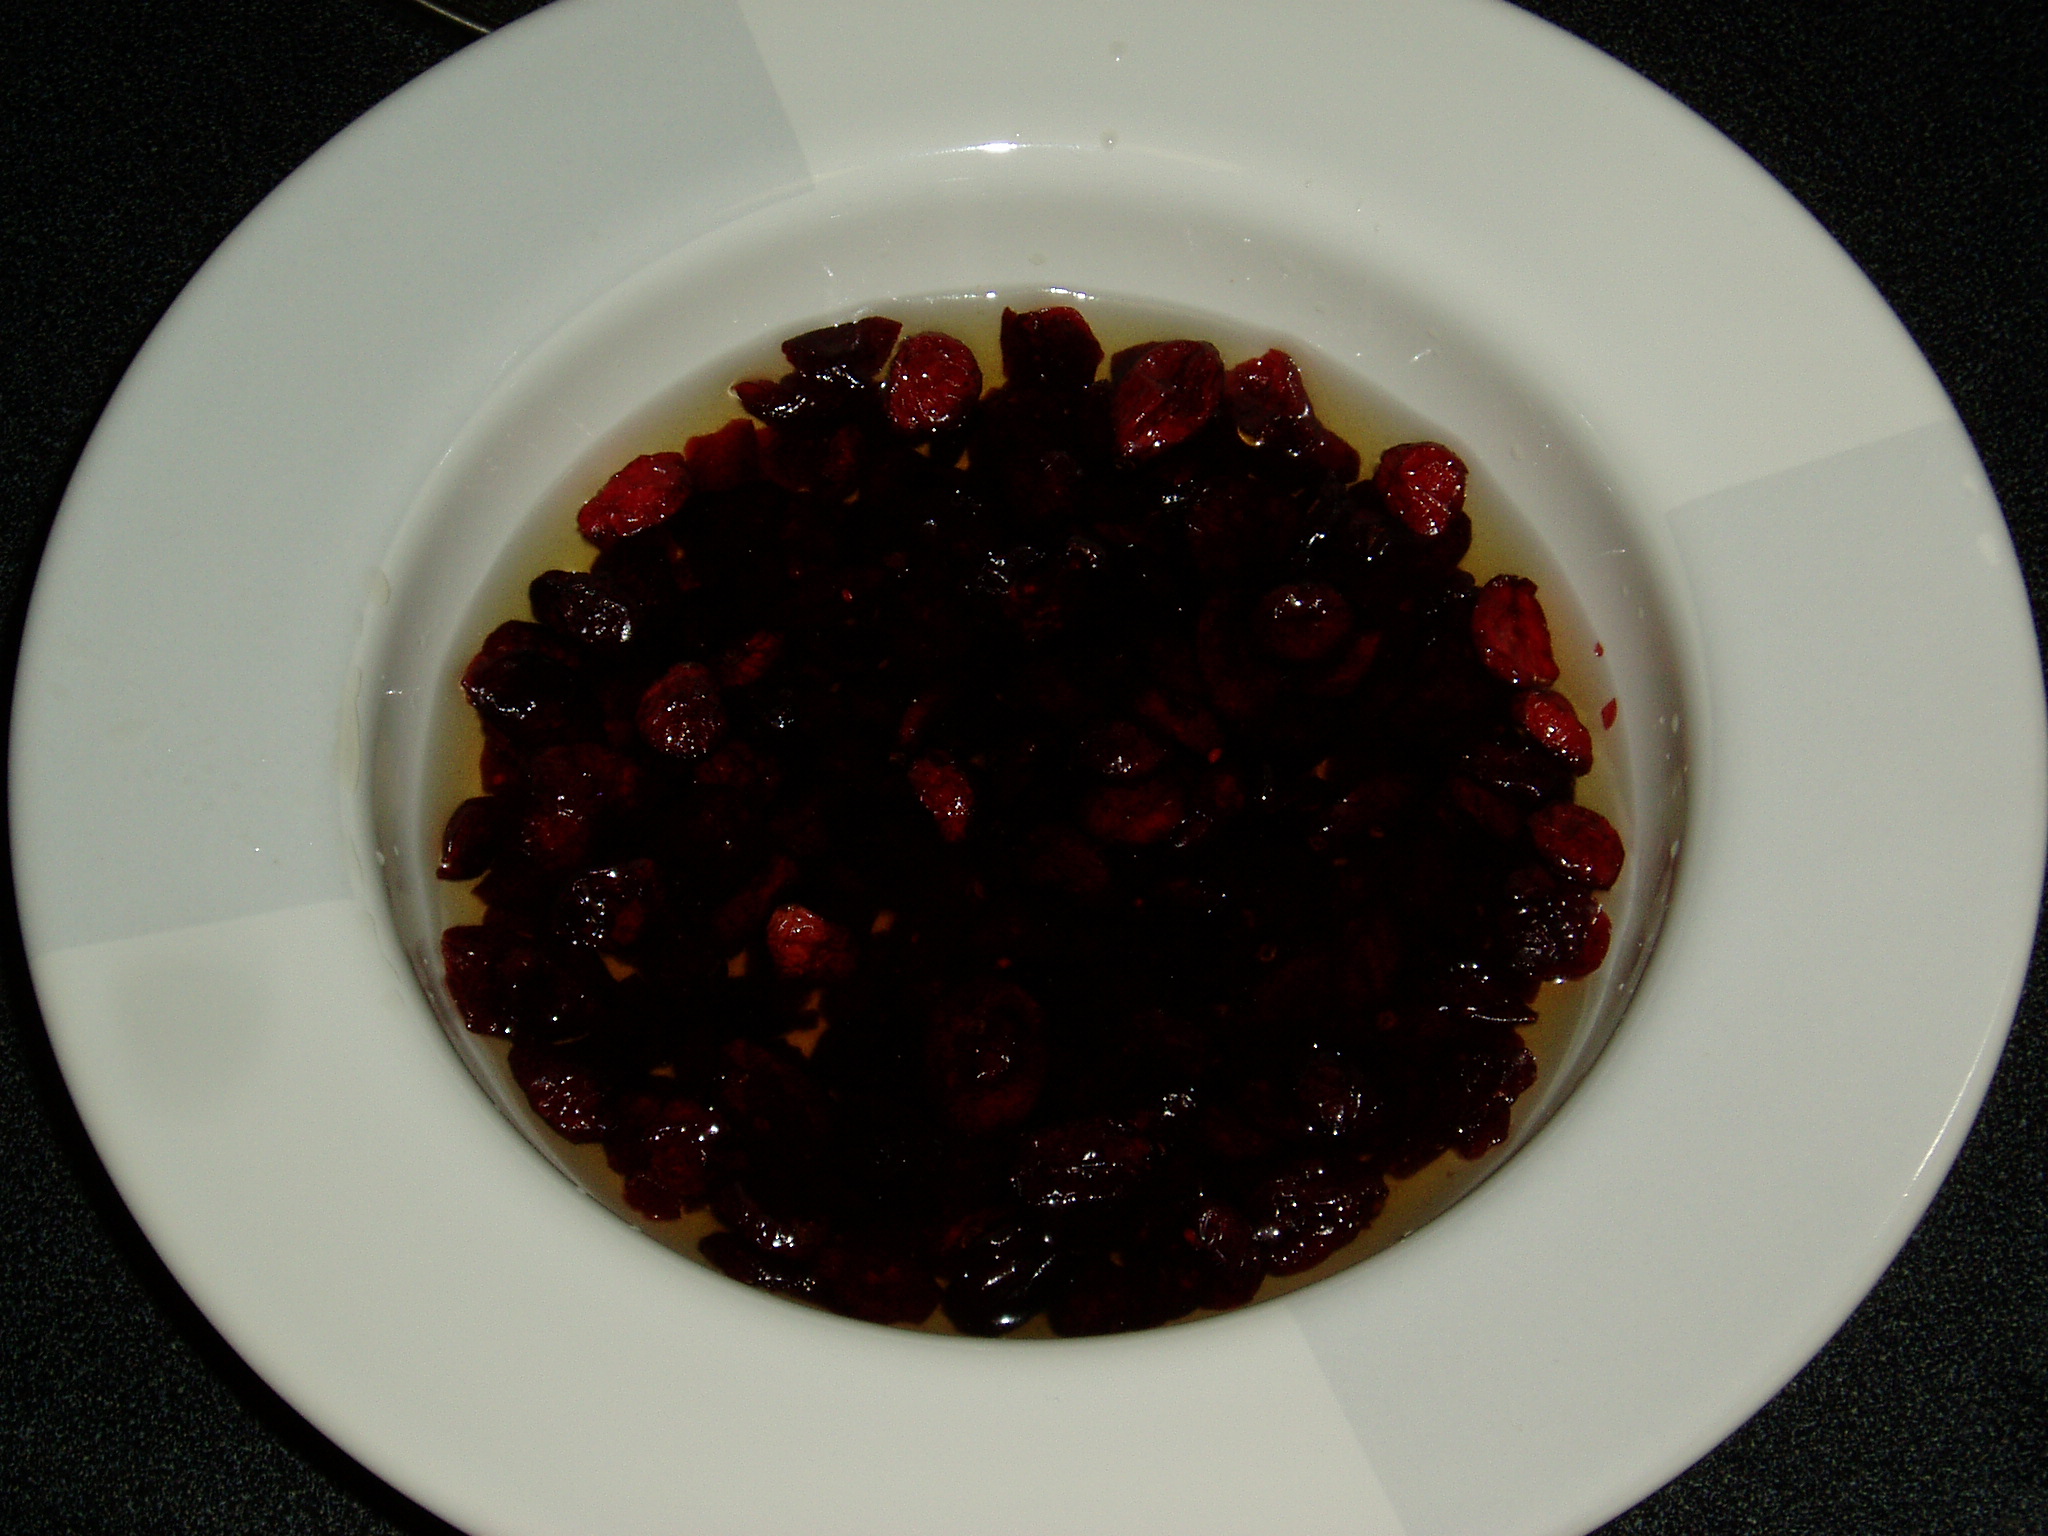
[404,0,491,35]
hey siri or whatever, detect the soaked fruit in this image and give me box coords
[439,307,1623,1335]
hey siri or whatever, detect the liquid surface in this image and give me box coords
[430,299,1625,1333]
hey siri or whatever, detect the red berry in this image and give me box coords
[765,905,857,980]
[577,453,690,546]
[682,417,760,493]
[1224,348,1314,451]
[816,1240,939,1326]
[999,306,1103,392]
[1254,582,1352,662]
[926,981,1047,1134]
[636,662,727,759]
[1112,341,1224,459]
[1083,777,1186,845]
[908,757,974,842]
[1471,574,1560,686]
[1527,802,1625,889]
[1077,721,1167,780]
[1573,905,1613,976]
[1246,1158,1387,1274]
[553,859,659,950]
[715,629,784,688]
[1013,1118,1158,1211]
[529,569,640,648]
[1512,689,1593,773]
[885,331,982,435]
[1373,441,1466,537]
[438,795,508,880]
[781,315,902,382]
[508,1043,609,1143]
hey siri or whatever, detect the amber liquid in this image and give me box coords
[430,292,1624,1331]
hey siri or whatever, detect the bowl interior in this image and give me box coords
[360,157,1687,1324]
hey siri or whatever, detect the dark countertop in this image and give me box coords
[1,1,2041,1531]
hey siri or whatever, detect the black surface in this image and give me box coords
[1,1,2041,1531]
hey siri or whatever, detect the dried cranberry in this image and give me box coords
[525,741,642,808]
[907,757,974,842]
[1224,348,1321,456]
[513,799,591,871]
[718,1039,832,1146]
[1154,1197,1261,1312]
[816,1239,940,1326]
[1013,1118,1158,1212]
[1501,874,1612,980]
[999,306,1103,392]
[926,981,1047,1135]
[885,332,982,436]
[1254,582,1352,662]
[1020,824,1112,897]
[529,569,640,648]
[1136,689,1224,758]
[1247,1158,1387,1274]
[1112,340,1223,459]
[1440,1033,1539,1158]
[712,854,799,948]
[1047,1255,1148,1336]
[1083,778,1185,844]
[636,662,728,759]
[939,1213,1065,1335]
[715,629,784,688]
[1448,777,1523,839]
[508,1042,609,1142]
[782,315,902,383]
[701,1230,820,1299]
[1373,441,1466,538]
[683,417,761,493]
[554,859,659,950]
[1527,802,1625,889]
[438,795,508,880]
[1077,721,1168,780]
[461,643,584,744]
[1281,1057,1386,1147]
[734,373,860,432]
[764,904,857,980]
[1513,688,1593,773]
[711,1180,832,1263]
[577,453,690,546]
[440,926,607,1043]
[1471,574,1560,687]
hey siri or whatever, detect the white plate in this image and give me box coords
[11,1,2042,1533]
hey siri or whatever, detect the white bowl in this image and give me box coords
[13,1,2041,1532]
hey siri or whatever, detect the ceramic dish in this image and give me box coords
[12,0,2042,1533]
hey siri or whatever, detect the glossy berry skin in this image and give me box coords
[926,982,1047,1134]
[636,662,727,759]
[1513,688,1593,773]
[1472,574,1561,687]
[885,332,982,435]
[1527,803,1626,889]
[999,305,1103,392]
[1111,340,1224,459]
[577,453,690,546]
[1373,441,1466,538]
[782,315,902,383]
[765,904,857,980]
[1255,582,1353,663]
[908,757,974,842]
